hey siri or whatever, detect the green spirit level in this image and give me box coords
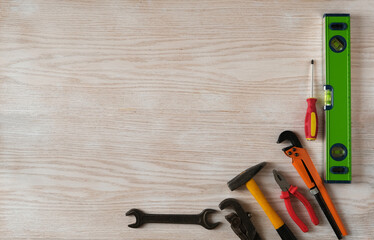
[323,14,351,183]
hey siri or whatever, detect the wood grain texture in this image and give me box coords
[0,0,373,239]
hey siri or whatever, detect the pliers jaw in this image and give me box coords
[277,130,303,152]
[273,170,290,192]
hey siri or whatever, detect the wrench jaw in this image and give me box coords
[225,213,253,240]
[199,209,220,230]
[126,208,144,228]
[219,198,241,210]
[219,198,260,240]
[277,130,303,153]
[219,198,246,220]
[225,212,241,226]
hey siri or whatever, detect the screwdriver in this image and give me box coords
[305,60,318,141]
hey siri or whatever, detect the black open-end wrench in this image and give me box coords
[126,208,220,230]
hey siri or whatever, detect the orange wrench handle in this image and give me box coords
[289,147,347,236]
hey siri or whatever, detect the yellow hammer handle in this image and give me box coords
[246,179,284,229]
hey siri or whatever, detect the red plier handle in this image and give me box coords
[280,185,319,232]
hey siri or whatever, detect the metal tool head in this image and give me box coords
[227,162,267,191]
[219,198,250,229]
[219,198,259,240]
[225,212,243,226]
[273,170,290,192]
[277,131,303,152]
[225,213,250,240]
[199,209,220,229]
[126,208,145,228]
[219,198,246,212]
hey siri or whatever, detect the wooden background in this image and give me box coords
[0,1,373,239]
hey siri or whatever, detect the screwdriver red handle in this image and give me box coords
[305,98,318,141]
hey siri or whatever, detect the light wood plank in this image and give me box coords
[0,1,373,239]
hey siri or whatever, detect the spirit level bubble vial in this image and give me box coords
[323,14,351,183]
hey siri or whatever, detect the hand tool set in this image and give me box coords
[277,130,347,239]
[126,13,350,240]
[227,162,297,240]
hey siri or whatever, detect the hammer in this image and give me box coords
[227,162,297,240]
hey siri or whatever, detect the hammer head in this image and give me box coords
[227,162,267,191]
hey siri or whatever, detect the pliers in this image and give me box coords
[273,169,319,233]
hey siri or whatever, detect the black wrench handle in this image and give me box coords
[127,208,219,229]
[142,213,201,225]
[311,189,342,239]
